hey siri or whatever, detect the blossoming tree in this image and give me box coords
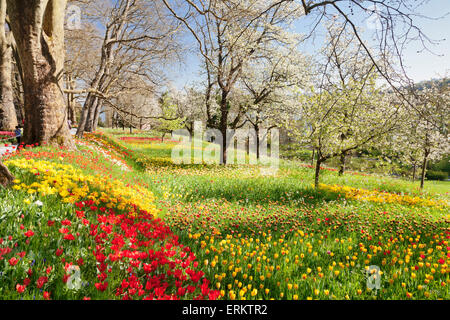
[280,22,403,188]
[393,83,450,188]
[161,0,304,163]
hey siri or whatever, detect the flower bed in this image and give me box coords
[0,131,15,137]
[0,144,220,300]
[319,184,449,209]
[119,136,178,144]
[162,199,450,300]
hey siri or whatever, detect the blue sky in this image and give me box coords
[393,0,450,82]
[167,0,450,89]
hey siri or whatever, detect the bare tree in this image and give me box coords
[65,20,101,124]
[74,0,182,138]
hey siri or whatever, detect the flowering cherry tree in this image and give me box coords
[239,44,310,158]
[280,22,403,188]
[161,0,304,163]
[393,83,450,188]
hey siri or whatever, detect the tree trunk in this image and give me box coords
[7,0,73,148]
[255,125,260,160]
[92,100,102,131]
[0,0,17,131]
[66,73,75,123]
[77,73,106,135]
[67,95,75,124]
[130,114,133,133]
[12,63,24,125]
[420,151,429,189]
[84,96,99,132]
[76,39,108,137]
[314,158,323,190]
[219,92,229,165]
[338,151,346,176]
[76,97,90,137]
[0,160,14,186]
[11,35,25,126]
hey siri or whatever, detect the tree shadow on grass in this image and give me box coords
[178,175,344,209]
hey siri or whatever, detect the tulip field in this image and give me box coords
[0,130,448,300]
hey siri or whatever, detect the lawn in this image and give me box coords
[0,129,448,300]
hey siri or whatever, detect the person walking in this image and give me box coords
[14,126,22,145]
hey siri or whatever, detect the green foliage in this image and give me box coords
[426,170,448,181]
[280,145,313,161]
[157,92,185,136]
[429,156,450,175]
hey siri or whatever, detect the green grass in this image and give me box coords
[1,129,448,300]
[95,129,450,299]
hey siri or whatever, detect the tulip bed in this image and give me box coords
[0,140,220,300]
[0,130,449,300]
[115,131,449,300]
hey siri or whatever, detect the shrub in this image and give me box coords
[426,170,448,181]
[428,156,450,175]
[280,145,312,161]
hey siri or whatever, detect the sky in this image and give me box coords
[393,0,450,82]
[167,0,450,89]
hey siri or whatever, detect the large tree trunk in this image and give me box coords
[420,150,429,189]
[7,0,74,148]
[0,0,17,131]
[11,32,25,125]
[0,160,14,186]
[11,46,25,125]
